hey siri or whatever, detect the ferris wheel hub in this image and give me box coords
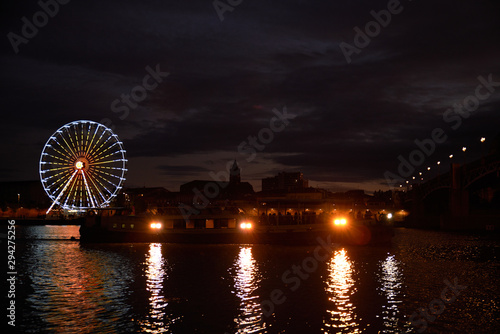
[74,157,89,171]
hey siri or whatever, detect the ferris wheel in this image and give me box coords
[39,120,127,214]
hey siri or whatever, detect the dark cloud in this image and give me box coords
[157,165,210,176]
[1,0,499,192]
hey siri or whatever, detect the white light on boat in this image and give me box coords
[387,213,393,219]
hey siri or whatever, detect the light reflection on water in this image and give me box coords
[231,246,267,333]
[322,248,361,333]
[22,241,133,333]
[15,226,499,333]
[140,243,179,333]
[377,254,406,333]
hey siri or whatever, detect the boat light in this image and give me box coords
[334,218,347,226]
[150,222,162,229]
[387,213,393,219]
[240,222,253,230]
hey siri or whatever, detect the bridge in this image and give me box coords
[406,152,500,229]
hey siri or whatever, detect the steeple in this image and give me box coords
[229,160,241,184]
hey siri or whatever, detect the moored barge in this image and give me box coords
[80,207,394,245]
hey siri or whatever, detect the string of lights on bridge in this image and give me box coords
[399,136,488,190]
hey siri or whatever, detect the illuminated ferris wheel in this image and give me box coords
[39,120,127,214]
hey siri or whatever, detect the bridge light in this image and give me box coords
[412,176,416,180]
[449,154,453,159]
[427,167,431,170]
[480,137,486,143]
[437,161,441,165]
[462,147,467,152]
[419,172,422,176]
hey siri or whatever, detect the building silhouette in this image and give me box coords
[262,172,308,192]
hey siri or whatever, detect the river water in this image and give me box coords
[11,225,500,333]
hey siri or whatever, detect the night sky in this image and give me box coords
[1,0,499,193]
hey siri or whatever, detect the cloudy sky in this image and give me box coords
[1,0,499,193]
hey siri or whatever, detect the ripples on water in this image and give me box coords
[14,226,500,333]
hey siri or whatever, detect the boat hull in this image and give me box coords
[80,216,394,245]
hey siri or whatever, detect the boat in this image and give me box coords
[79,206,394,245]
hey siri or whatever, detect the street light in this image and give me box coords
[480,137,486,161]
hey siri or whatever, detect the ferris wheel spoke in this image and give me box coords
[65,125,82,156]
[51,137,76,160]
[58,131,79,160]
[41,152,70,163]
[92,153,126,165]
[87,131,111,156]
[91,141,121,161]
[94,165,127,170]
[63,173,80,208]
[93,167,125,180]
[74,123,83,155]
[45,141,74,161]
[88,134,114,161]
[42,165,74,173]
[46,170,73,191]
[92,158,127,166]
[46,169,79,214]
[78,122,87,155]
[86,130,107,158]
[62,126,78,153]
[84,124,100,159]
[42,169,72,185]
[86,172,108,204]
[81,170,97,208]
[93,172,115,195]
[82,122,95,158]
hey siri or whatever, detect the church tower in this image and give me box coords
[229,160,241,185]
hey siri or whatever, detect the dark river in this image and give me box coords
[11,225,500,333]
